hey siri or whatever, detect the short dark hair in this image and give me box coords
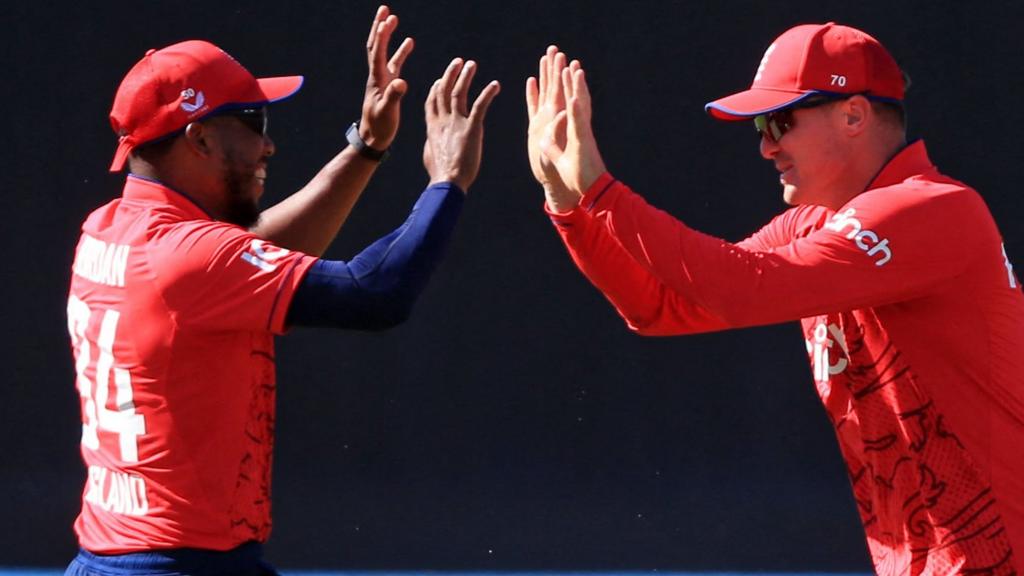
[129,132,181,166]
[871,100,906,131]
[870,69,910,130]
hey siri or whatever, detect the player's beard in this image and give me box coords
[221,154,262,229]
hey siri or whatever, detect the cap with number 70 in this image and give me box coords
[705,22,906,121]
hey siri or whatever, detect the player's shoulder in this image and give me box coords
[852,170,989,228]
[146,216,262,271]
[837,171,1000,262]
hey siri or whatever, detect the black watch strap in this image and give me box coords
[346,122,389,162]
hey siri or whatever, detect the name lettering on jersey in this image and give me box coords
[84,465,149,516]
[73,235,131,287]
[1003,243,1017,289]
[241,239,289,272]
[824,208,892,267]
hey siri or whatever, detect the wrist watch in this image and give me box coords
[346,122,389,162]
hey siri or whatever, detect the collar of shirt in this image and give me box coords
[865,139,936,191]
[122,174,214,221]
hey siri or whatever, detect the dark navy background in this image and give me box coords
[4,0,1021,570]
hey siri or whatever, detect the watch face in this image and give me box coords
[346,122,387,162]
[346,122,362,147]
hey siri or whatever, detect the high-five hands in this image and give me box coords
[423,58,501,192]
[526,46,608,212]
[526,46,573,211]
[360,5,415,150]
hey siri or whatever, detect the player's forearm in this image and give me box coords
[252,145,380,256]
[286,182,464,329]
[588,177,945,326]
[588,177,806,325]
[548,203,729,336]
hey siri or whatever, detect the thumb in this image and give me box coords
[383,79,408,106]
[540,110,568,160]
[539,152,563,184]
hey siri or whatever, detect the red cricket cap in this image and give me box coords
[109,40,304,171]
[705,23,905,121]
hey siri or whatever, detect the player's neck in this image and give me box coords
[832,134,907,208]
[127,158,221,218]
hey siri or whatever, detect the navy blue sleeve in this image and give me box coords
[286,182,465,330]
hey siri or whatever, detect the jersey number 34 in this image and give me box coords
[67,295,146,463]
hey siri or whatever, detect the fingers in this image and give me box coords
[548,51,567,107]
[538,46,554,101]
[534,46,568,111]
[573,66,590,111]
[436,58,464,115]
[451,60,478,117]
[526,76,539,118]
[366,5,388,51]
[469,80,501,124]
[427,58,497,123]
[425,78,440,120]
[368,12,399,73]
[561,65,574,103]
[568,67,594,138]
[388,37,414,75]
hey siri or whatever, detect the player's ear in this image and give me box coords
[840,96,869,136]
[182,122,216,159]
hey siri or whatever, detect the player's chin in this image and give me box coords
[782,184,800,206]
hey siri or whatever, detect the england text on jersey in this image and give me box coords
[84,465,149,517]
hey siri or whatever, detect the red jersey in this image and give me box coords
[66,175,317,553]
[547,141,1024,575]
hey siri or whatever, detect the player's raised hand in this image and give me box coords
[526,46,567,186]
[526,46,579,213]
[360,5,414,150]
[541,60,608,196]
[423,58,500,192]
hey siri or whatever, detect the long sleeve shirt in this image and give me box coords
[547,141,1024,575]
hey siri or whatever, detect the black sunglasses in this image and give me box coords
[753,95,848,143]
[211,107,269,137]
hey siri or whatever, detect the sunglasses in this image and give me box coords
[212,107,269,137]
[753,96,846,143]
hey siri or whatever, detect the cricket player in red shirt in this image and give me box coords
[65,6,499,574]
[527,24,1024,575]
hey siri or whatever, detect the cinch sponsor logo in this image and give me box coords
[824,208,892,266]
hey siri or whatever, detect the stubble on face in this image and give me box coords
[774,107,847,208]
[220,148,263,229]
